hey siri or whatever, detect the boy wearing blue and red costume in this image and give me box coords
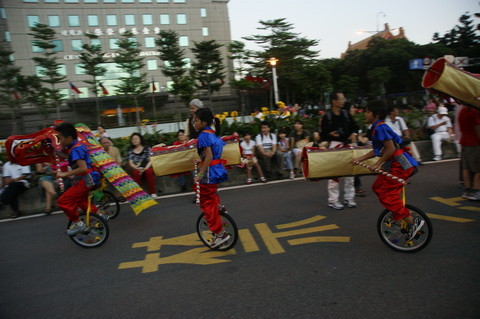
[193,107,230,248]
[352,100,424,240]
[55,123,101,236]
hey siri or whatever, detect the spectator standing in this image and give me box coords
[255,122,282,179]
[185,99,203,139]
[1,161,31,218]
[427,106,455,161]
[320,92,358,210]
[458,106,480,200]
[240,132,267,184]
[278,131,295,179]
[289,120,309,176]
[128,133,158,199]
[385,107,423,165]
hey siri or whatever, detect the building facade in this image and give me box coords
[0,0,232,99]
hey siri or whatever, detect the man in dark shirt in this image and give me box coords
[320,92,358,210]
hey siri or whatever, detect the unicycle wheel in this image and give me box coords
[67,213,109,248]
[196,209,238,251]
[92,190,120,219]
[377,204,432,253]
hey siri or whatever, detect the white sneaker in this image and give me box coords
[211,231,231,248]
[328,201,344,210]
[433,156,442,161]
[66,221,88,236]
[151,193,158,199]
[344,199,357,208]
[289,172,295,180]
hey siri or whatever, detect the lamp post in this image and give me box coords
[268,57,279,105]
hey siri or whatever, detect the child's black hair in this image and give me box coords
[366,99,388,120]
[194,107,220,136]
[177,129,185,136]
[129,132,145,149]
[260,121,270,128]
[243,132,252,137]
[293,119,304,126]
[55,122,78,139]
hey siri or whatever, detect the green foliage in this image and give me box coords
[79,33,107,97]
[191,40,226,95]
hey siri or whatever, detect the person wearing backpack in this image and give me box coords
[320,92,359,210]
[427,106,455,161]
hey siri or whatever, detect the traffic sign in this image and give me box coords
[409,59,423,70]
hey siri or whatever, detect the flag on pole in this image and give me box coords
[69,81,82,94]
[99,82,109,95]
[151,79,157,92]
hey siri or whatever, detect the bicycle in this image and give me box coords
[67,179,117,248]
[193,162,238,251]
[354,161,433,253]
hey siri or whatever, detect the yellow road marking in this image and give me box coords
[288,236,350,246]
[132,233,202,252]
[276,215,326,229]
[460,206,480,212]
[427,213,475,223]
[239,229,260,253]
[430,197,464,206]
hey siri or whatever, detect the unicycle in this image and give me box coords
[378,204,432,253]
[193,162,238,251]
[353,161,433,253]
[92,190,120,219]
[67,182,110,248]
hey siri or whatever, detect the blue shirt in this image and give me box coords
[197,127,228,184]
[371,120,417,167]
[67,140,100,185]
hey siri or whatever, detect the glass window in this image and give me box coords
[32,42,43,53]
[106,14,117,26]
[200,8,207,18]
[45,0,60,2]
[23,0,39,2]
[27,15,40,27]
[202,27,208,36]
[146,59,157,70]
[91,38,101,46]
[52,40,63,52]
[124,14,135,25]
[65,0,79,3]
[35,66,47,77]
[109,38,119,49]
[173,0,186,3]
[57,64,67,76]
[142,14,153,25]
[179,36,188,47]
[9,54,14,62]
[87,15,99,26]
[5,31,11,41]
[103,0,116,2]
[68,15,80,27]
[75,64,86,75]
[121,0,134,2]
[144,37,155,48]
[71,39,83,51]
[157,0,169,3]
[139,0,152,2]
[182,57,191,68]
[48,15,61,27]
[176,14,187,25]
[84,0,99,3]
[1,8,7,19]
[159,14,170,25]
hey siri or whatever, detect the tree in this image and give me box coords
[29,23,66,120]
[191,40,226,111]
[113,31,149,126]
[367,66,391,96]
[433,12,480,49]
[243,18,319,104]
[156,30,195,105]
[0,42,24,134]
[79,33,108,125]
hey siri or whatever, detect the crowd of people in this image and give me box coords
[1,94,479,220]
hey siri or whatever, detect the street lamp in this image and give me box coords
[268,57,279,104]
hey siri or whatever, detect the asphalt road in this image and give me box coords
[0,160,479,319]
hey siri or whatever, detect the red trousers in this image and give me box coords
[199,183,223,234]
[372,161,414,221]
[132,167,156,195]
[57,179,97,221]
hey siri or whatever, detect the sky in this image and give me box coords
[227,0,479,59]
